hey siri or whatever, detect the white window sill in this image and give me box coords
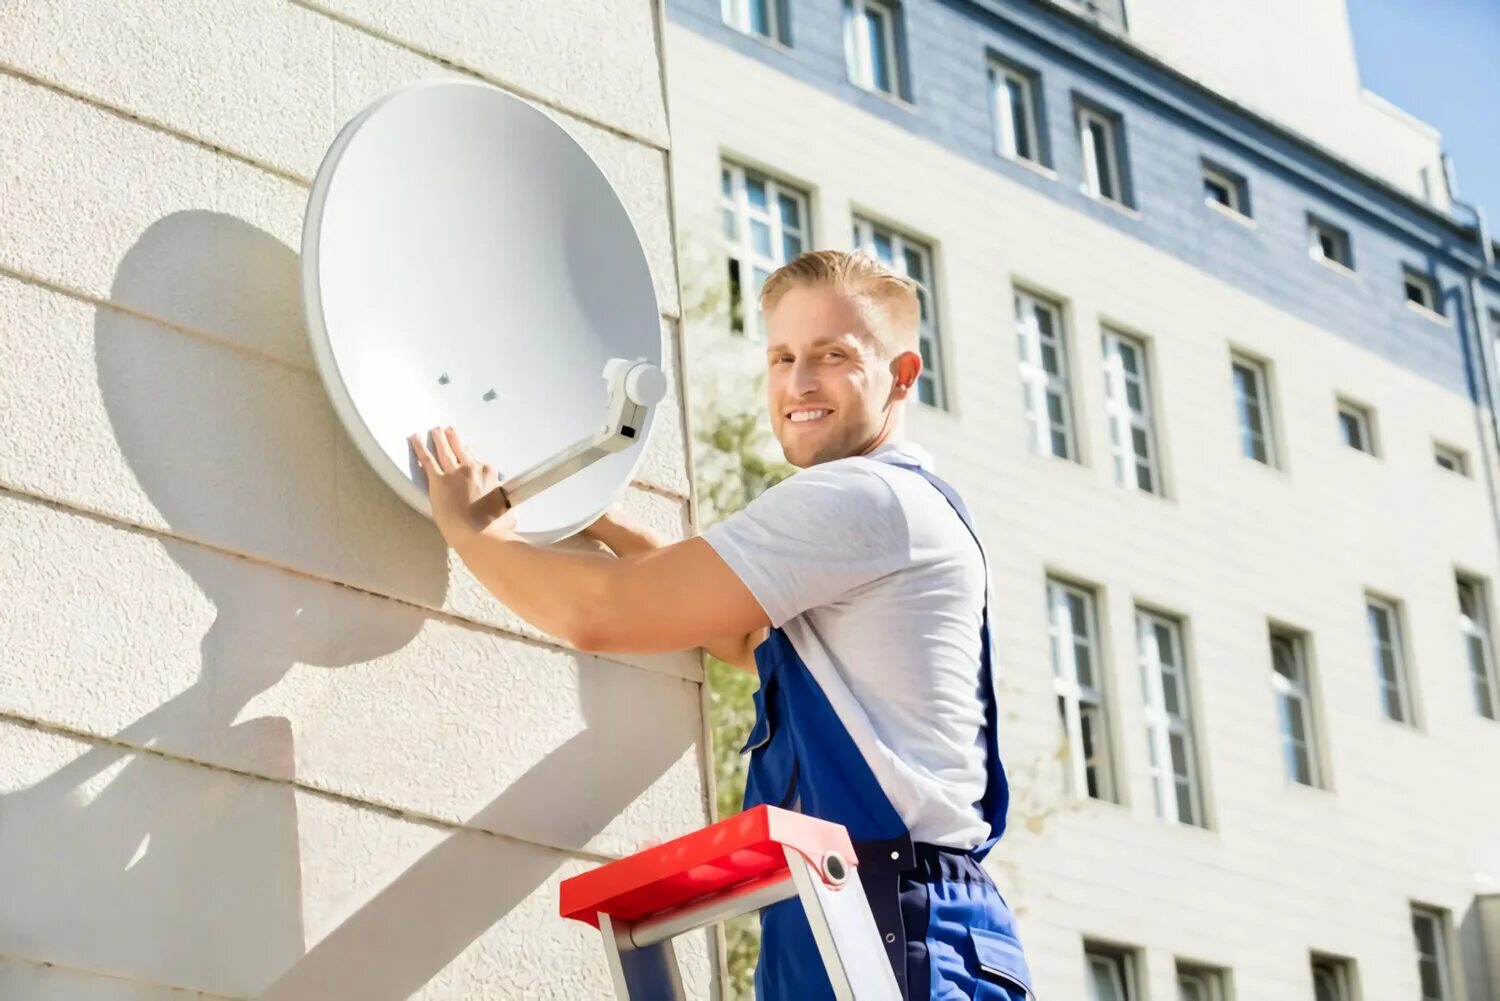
[998,151,1057,181]
[727,23,793,55]
[1311,253,1357,278]
[1283,777,1336,798]
[1405,300,1450,325]
[848,78,915,112]
[1082,189,1140,219]
[1204,198,1255,228]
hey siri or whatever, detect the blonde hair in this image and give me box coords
[759,249,922,353]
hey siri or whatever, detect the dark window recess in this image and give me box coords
[727,258,745,334]
[620,426,636,438]
[1204,175,1232,207]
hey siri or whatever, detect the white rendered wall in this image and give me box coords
[1114,0,1450,207]
[666,23,1500,1000]
[0,2,711,998]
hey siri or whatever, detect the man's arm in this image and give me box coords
[409,425,770,658]
[584,511,768,672]
[456,527,770,656]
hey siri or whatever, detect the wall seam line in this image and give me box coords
[0,63,305,185]
[286,0,672,154]
[0,267,690,502]
[0,949,242,1000]
[0,486,702,687]
[1,711,620,865]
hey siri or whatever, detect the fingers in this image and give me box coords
[429,425,458,472]
[407,433,437,476]
[446,426,475,466]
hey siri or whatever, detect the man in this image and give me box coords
[408,250,1032,1000]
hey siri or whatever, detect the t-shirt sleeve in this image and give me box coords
[701,461,911,628]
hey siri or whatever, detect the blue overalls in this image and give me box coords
[741,459,1034,1000]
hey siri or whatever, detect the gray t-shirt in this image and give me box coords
[703,440,990,847]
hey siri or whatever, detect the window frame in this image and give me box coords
[1048,578,1117,803]
[1308,215,1354,272]
[843,0,903,98]
[720,0,785,43]
[1084,942,1139,1001]
[1457,575,1498,719]
[1077,102,1126,205]
[1411,905,1456,1001]
[990,58,1044,166]
[1176,962,1230,1001]
[1137,609,1205,827]
[1336,398,1377,456]
[1366,594,1415,725]
[1403,267,1444,318]
[721,162,811,340]
[1101,328,1161,493]
[1017,290,1078,461]
[1269,628,1323,787]
[1434,442,1469,475]
[1230,353,1277,466]
[1310,953,1357,1001]
[1201,160,1249,218]
[851,216,945,408]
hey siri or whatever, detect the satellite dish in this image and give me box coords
[301,79,665,545]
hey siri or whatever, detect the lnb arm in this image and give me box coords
[481,357,666,509]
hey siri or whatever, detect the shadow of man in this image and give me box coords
[0,211,442,997]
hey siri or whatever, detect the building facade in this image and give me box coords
[665,0,1500,998]
[0,2,713,998]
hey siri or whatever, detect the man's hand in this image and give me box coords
[408,426,515,550]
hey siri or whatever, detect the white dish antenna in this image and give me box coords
[301,79,665,545]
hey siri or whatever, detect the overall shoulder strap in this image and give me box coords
[875,456,1010,858]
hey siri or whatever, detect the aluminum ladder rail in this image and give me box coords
[560,805,901,1000]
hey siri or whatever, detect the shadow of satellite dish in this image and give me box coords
[301,79,665,545]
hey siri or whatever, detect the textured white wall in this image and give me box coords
[1113,0,1449,207]
[666,23,1500,1000]
[0,2,711,998]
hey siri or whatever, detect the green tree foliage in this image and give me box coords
[681,236,795,997]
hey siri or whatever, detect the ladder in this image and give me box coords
[560,805,902,1000]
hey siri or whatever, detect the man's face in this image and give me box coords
[764,283,900,467]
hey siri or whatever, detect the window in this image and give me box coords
[1102,329,1160,492]
[990,59,1043,165]
[1458,576,1498,719]
[1017,291,1077,460]
[1404,268,1442,316]
[1176,962,1229,1001]
[1366,595,1414,724]
[1085,943,1138,1001]
[1433,442,1468,475]
[852,218,944,407]
[721,163,809,339]
[1201,161,1249,217]
[843,0,902,98]
[1137,611,1204,826]
[1048,579,1116,802]
[1078,103,1126,204]
[1412,906,1455,1001]
[1336,399,1376,455]
[1231,354,1276,465]
[1270,629,1322,786]
[1310,954,1357,1001]
[1308,215,1353,270]
[721,0,786,43]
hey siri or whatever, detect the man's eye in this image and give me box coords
[824,351,845,361]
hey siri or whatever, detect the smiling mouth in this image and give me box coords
[787,409,833,425]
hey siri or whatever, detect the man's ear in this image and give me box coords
[889,349,924,403]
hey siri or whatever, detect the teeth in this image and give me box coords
[790,410,830,423]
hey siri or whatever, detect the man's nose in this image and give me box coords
[789,358,820,396]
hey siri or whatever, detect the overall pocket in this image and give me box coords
[969,926,1034,1000]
